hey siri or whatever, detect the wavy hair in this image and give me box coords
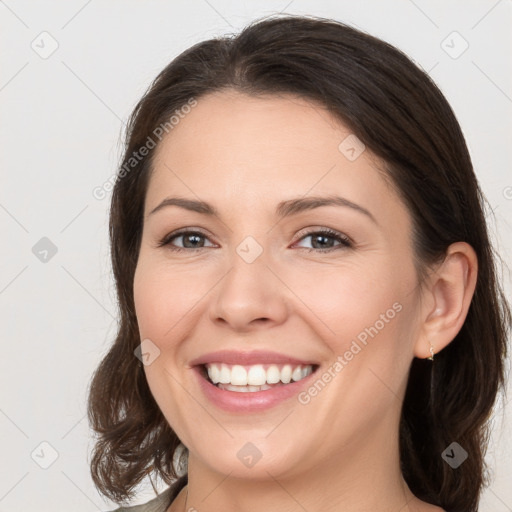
[87,14,511,511]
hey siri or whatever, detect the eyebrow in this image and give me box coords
[148,195,377,224]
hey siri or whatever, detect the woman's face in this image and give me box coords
[133,91,424,480]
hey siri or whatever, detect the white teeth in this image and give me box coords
[247,365,267,386]
[207,365,219,384]
[281,364,292,384]
[266,365,281,384]
[292,366,303,381]
[231,365,247,386]
[205,362,314,389]
[218,383,273,392]
[219,364,231,384]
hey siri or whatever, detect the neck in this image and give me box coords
[179,425,418,512]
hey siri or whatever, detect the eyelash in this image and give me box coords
[156,228,352,253]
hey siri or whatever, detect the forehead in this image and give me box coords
[146,91,403,224]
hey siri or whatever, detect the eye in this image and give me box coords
[157,229,216,252]
[293,228,352,252]
[156,227,352,253]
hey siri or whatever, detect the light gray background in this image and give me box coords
[1,1,511,511]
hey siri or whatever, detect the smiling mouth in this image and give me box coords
[199,362,319,393]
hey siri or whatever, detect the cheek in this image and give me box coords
[287,258,418,392]
[133,259,205,341]
[133,262,198,436]
[287,262,404,342]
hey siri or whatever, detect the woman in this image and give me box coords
[87,14,511,512]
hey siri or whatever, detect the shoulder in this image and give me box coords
[107,486,173,512]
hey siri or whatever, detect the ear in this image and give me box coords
[413,242,478,359]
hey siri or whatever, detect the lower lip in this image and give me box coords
[193,366,317,412]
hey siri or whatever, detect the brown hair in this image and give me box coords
[87,14,511,511]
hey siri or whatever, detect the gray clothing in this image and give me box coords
[108,476,187,512]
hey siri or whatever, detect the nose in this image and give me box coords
[209,250,289,332]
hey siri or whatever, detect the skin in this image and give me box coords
[133,90,477,512]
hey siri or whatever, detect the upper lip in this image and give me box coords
[189,350,319,367]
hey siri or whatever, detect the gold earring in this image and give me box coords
[427,342,435,361]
